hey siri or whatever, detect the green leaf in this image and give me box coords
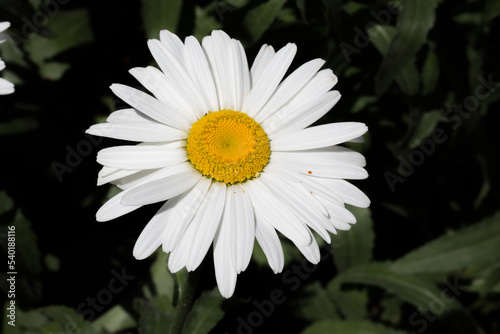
[302,319,395,334]
[375,0,438,96]
[39,306,100,334]
[484,0,500,22]
[475,265,500,295]
[0,191,14,215]
[351,95,377,113]
[148,251,176,298]
[330,263,459,311]
[328,287,368,320]
[194,6,222,41]
[182,289,224,334]
[138,296,175,334]
[408,109,442,149]
[296,0,307,22]
[243,0,287,45]
[290,282,339,322]
[332,206,374,272]
[379,296,404,326]
[93,305,136,333]
[15,307,48,328]
[24,8,94,80]
[0,116,39,135]
[342,2,369,16]
[391,211,500,274]
[395,62,420,96]
[13,210,41,273]
[141,0,183,38]
[368,24,419,96]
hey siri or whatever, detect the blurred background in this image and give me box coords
[0,0,499,333]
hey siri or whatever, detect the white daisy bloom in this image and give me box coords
[0,21,14,95]
[87,30,370,298]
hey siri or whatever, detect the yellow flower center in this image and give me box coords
[186,109,270,184]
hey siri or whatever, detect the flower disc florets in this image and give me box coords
[187,109,270,184]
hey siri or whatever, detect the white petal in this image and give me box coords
[290,68,338,106]
[162,177,212,252]
[168,233,189,273]
[186,182,226,271]
[229,184,255,273]
[129,67,198,123]
[98,168,144,186]
[97,145,187,170]
[330,219,352,231]
[121,167,201,206]
[112,169,162,190]
[133,211,167,259]
[213,197,238,298]
[271,151,368,179]
[260,172,331,243]
[97,166,139,186]
[96,191,141,222]
[245,179,311,246]
[86,122,187,142]
[243,43,297,117]
[236,41,251,108]
[263,90,341,138]
[165,183,226,271]
[98,166,122,178]
[159,30,185,65]
[250,44,275,85]
[168,190,212,273]
[317,196,355,232]
[110,84,190,129]
[111,162,189,191]
[201,36,223,109]
[262,68,338,135]
[294,229,321,264]
[263,163,330,215]
[0,78,14,95]
[0,22,11,34]
[279,146,367,166]
[184,36,219,112]
[271,122,368,151]
[148,39,209,116]
[255,58,325,123]
[254,210,284,274]
[210,31,238,110]
[106,108,157,124]
[230,39,245,111]
[264,162,345,206]
[316,195,357,224]
[316,179,370,208]
[168,182,225,272]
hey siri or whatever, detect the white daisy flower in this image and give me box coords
[0,21,14,95]
[87,30,370,298]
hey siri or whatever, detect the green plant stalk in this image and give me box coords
[171,267,202,334]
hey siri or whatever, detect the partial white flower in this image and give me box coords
[87,30,370,298]
[0,21,14,95]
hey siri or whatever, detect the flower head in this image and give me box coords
[0,21,14,95]
[87,30,370,298]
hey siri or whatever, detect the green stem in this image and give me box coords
[171,267,202,334]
